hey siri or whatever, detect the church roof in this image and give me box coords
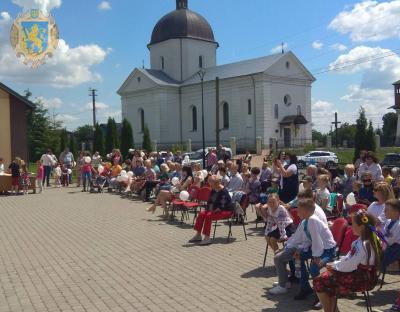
[138,68,180,86]
[149,1,217,46]
[279,115,308,125]
[0,82,35,108]
[182,52,314,85]
[393,80,400,85]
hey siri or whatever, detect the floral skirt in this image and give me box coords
[313,265,377,297]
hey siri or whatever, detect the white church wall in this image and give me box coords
[181,39,217,81]
[120,71,157,93]
[149,39,182,82]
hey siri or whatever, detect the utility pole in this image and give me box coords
[331,112,341,148]
[89,88,98,152]
[215,77,220,147]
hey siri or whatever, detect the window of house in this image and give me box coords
[286,61,290,69]
[274,104,279,119]
[199,55,203,68]
[192,106,197,131]
[161,56,165,70]
[248,99,252,115]
[223,102,229,129]
[139,108,145,132]
[284,94,292,106]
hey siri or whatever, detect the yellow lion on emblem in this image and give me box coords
[23,24,46,54]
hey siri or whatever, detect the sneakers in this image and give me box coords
[188,234,202,243]
[199,238,213,245]
[294,287,314,300]
[268,285,288,295]
[272,281,291,288]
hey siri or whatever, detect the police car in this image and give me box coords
[297,151,338,169]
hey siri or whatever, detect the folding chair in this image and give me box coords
[212,209,248,242]
[330,217,348,259]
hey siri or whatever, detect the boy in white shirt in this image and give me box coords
[382,199,400,273]
[294,198,336,300]
[269,190,328,296]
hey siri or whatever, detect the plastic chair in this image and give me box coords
[347,204,368,223]
[289,208,301,226]
[213,208,248,242]
[330,217,348,258]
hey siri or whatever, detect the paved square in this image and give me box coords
[0,189,398,312]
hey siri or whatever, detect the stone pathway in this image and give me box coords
[0,188,398,311]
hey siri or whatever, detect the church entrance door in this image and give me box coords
[284,128,291,148]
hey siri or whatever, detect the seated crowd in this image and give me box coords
[74,147,400,312]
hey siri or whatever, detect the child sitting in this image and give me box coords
[255,178,280,221]
[295,198,336,301]
[314,210,381,312]
[383,166,394,185]
[264,193,294,254]
[358,172,375,206]
[316,174,331,213]
[382,199,400,274]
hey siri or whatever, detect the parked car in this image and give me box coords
[381,153,400,168]
[195,147,233,160]
[297,151,338,169]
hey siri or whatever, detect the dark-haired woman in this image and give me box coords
[276,153,299,203]
[357,151,383,182]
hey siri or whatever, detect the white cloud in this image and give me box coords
[312,40,323,50]
[36,96,63,109]
[56,114,79,123]
[83,102,109,111]
[340,84,394,127]
[313,100,334,111]
[329,0,400,42]
[329,46,400,89]
[270,43,288,54]
[330,43,347,51]
[12,0,62,14]
[0,11,109,88]
[311,100,336,132]
[98,1,111,10]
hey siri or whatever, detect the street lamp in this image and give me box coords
[197,68,206,169]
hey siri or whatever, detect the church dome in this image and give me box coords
[149,0,216,46]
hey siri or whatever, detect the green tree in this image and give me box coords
[335,123,357,147]
[59,128,68,153]
[69,134,77,158]
[120,118,134,157]
[105,118,119,152]
[312,129,326,146]
[381,112,397,146]
[142,126,152,152]
[75,125,93,151]
[365,121,376,152]
[27,99,51,161]
[93,123,105,156]
[354,107,368,161]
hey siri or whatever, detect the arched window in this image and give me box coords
[274,104,279,119]
[199,55,203,68]
[191,106,197,131]
[297,105,302,116]
[223,102,229,129]
[139,108,145,132]
[161,56,165,70]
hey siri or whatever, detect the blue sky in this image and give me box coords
[1,0,399,132]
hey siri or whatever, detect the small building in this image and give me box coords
[118,0,315,150]
[0,82,34,165]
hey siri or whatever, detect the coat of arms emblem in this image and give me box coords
[10,9,59,68]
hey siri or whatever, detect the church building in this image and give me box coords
[118,0,315,150]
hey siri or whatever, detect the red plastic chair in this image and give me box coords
[185,187,212,224]
[289,208,301,226]
[347,204,368,223]
[330,217,348,258]
[341,226,358,255]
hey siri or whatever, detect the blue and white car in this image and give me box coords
[297,151,338,169]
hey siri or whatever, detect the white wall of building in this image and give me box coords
[149,38,217,82]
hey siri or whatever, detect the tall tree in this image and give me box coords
[59,128,68,153]
[69,134,77,158]
[365,121,376,152]
[105,118,119,153]
[75,125,93,151]
[381,112,397,146]
[93,123,105,156]
[120,118,134,157]
[142,126,152,152]
[27,99,51,161]
[354,107,368,161]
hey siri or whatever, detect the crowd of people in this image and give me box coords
[2,146,400,311]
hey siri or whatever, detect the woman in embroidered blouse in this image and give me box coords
[313,210,382,312]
